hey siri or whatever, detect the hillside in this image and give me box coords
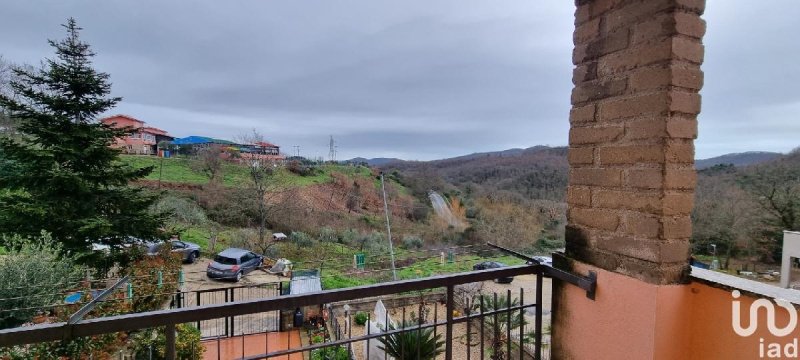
[119,155,441,246]
[383,146,569,202]
[696,151,782,169]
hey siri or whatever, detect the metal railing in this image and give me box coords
[0,259,595,360]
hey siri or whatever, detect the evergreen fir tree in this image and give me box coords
[0,18,164,259]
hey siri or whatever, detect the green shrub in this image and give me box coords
[401,235,423,250]
[354,311,368,326]
[378,321,444,360]
[363,231,389,254]
[131,324,204,359]
[291,231,314,248]
[151,194,208,227]
[311,345,349,360]
[0,232,81,329]
[339,228,359,245]
[318,226,337,243]
[311,335,324,344]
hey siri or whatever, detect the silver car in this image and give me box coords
[147,240,201,263]
[206,248,263,282]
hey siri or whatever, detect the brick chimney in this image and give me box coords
[553,0,705,358]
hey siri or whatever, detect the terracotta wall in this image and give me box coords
[553,262,800,359]
[689,281,800,360]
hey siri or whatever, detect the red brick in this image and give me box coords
[666,117,697,139]
[676,0,706,15]
[573,28,630,64]
[629,65,703,92]
[602,0,677,32]
[664,168,696,190]
[574,17,600,45]
[659,241,690,263]
[626,168,664,189]
[669,91,701,114]
[598,145,666,165]
[594,190,662,213]
[663,215,692,238]
[625,118,667,140]
[631,12,676,45]
[662,192,694,215]
[571,78,628,104]
[671,66,704,90]
[665,140,694,163]
[624,212,662,238]
[576,0,623,23]
[672,36,704,64]
[675,11,706,39]
[573,62,598,85]
[575,3,591,26]
[568,147,595,165]
[567,186,592,207]
[569,126,624,145]
[570,104,596,124]
[597,235,660,263]
[571,168,623,187]
[598,37,703,77]
[598,93,669,121]
[570,207,620,231]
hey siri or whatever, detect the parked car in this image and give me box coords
[206,248,264,282]
[526,256,553,266]
[472,261,514,284]
[147,240,201,264]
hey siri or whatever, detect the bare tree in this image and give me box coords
[237,129,288,255]
[191,146,225,184]
[692,177,761,268]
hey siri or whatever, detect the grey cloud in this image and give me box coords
[0,1,798,159]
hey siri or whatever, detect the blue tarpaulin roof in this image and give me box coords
[171,136,213,145]
[172,136,238,145]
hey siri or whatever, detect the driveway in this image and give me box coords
[182,258,285,292]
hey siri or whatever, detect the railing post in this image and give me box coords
[535,273,543,360]
[165,323,176,360]
[445,285,454,360]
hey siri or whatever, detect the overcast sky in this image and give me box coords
[1,1,798,160]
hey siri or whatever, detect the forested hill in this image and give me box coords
[695,151,782,169]
[380,146,792,205]
[383,146,569,202]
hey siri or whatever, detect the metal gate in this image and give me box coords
[174,282,282,338]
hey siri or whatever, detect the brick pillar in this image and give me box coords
[566,0,704,285]
[553,1,705,358]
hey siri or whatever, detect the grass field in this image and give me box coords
[120,155,251,186]
[120,155,374,188]
[274,241,527,290]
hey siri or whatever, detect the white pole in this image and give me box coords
[380,173,398,281]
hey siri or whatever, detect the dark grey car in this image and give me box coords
[472,261,514,284]
[206,248,263,282]
[147,240,201,264]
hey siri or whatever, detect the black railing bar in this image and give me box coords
[487,243,597,300]
[68,275,130,325]
[237,303,537,360]
[0,265,541,346]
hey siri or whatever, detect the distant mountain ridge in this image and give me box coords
[346,157,403,167]
[351,148,784,170]
[695,151,783,169]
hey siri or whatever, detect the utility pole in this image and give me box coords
[328,136,336,162]
[380,172,398,281]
